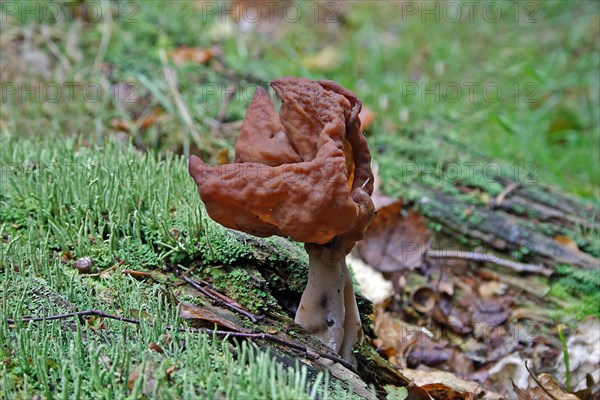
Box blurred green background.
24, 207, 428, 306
2, 0, 599, 199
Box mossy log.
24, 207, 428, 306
414, 182, 599, 271
183, 233, 425, 399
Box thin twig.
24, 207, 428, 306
7, 310, 139, 325
524, 361, 559, 400
181, 275, 260, 323
426, 250, 553, 277
6, 310, 355, 372
81, 260, 125, 278
122, 269, 154, 279
489, 182, 520, 209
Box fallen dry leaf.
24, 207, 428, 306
478, 281, 508, 298
537, 374, 579, 400
373, 305, 431, 368
471, 297, 511, 332
406, 334, 453, 368
358, 200, 430, 273
489, 352, 535, 390
179, 301, 245, 332
171, 46, 214, 65
402, 369, 504, 400
346, 253, 394, 304
128, 360, 159, 395
110, 109, 162, 133
147, 342, 164, 354
553, 235, 579, 251
420, 383, 475, 400
512, 374, 579, 400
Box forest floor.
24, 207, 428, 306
1, 1, 599, 399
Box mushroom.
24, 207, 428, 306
188, 77, 375, 364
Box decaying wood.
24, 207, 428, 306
176, 234, 421, 399
415, 184, 599, 270
426, 250, 554, 276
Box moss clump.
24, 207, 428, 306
263, 237, 308, 267
198, 225, 253, 265
549, 265, 600, 319
205, 266, 279, 314
117, 239, 162, 270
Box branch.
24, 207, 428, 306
181, 275, 261, 323
426, 250, 553, 277
6, 310, 356, 372
489, 182, 520, 209
524, 361, 559, 400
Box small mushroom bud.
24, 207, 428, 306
73, 257, 93, 273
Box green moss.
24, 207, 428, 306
118, 239, 162, 270
205, 266, 279, 314
197, 225, 253, 265
263, 237, 308, 267
83, 240, 114, 269
356, 296, 375, 331
548, 265, 600, 319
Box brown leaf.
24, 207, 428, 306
179, 301, 244, 332
402, 369, 504, 399
406, 334, 453, 368
61, 251, 74, 263
110, 119, 131, 133
128, 360, 159, 395
147, 343, 164, 354
512, 381, 556, 400
554, 235, 579, 251
420, 383, 475, 400
110, 108, 162, 133
358, 200, 430, 273
373, 305, 423, 368
536, 374, 579, 399
471, 297, 511, 330
432, 294, 473, 335
171, 46, 214, 65
478, 281, 507, 298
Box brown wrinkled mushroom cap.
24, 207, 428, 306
189, 77, 374, 245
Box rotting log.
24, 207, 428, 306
181, 233, 419, 399
414, 182, 599, 270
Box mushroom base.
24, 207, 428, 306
294, 247, 363, 365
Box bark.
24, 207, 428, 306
414, 183, 599, 270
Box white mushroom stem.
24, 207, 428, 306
295, 246, 363, 365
